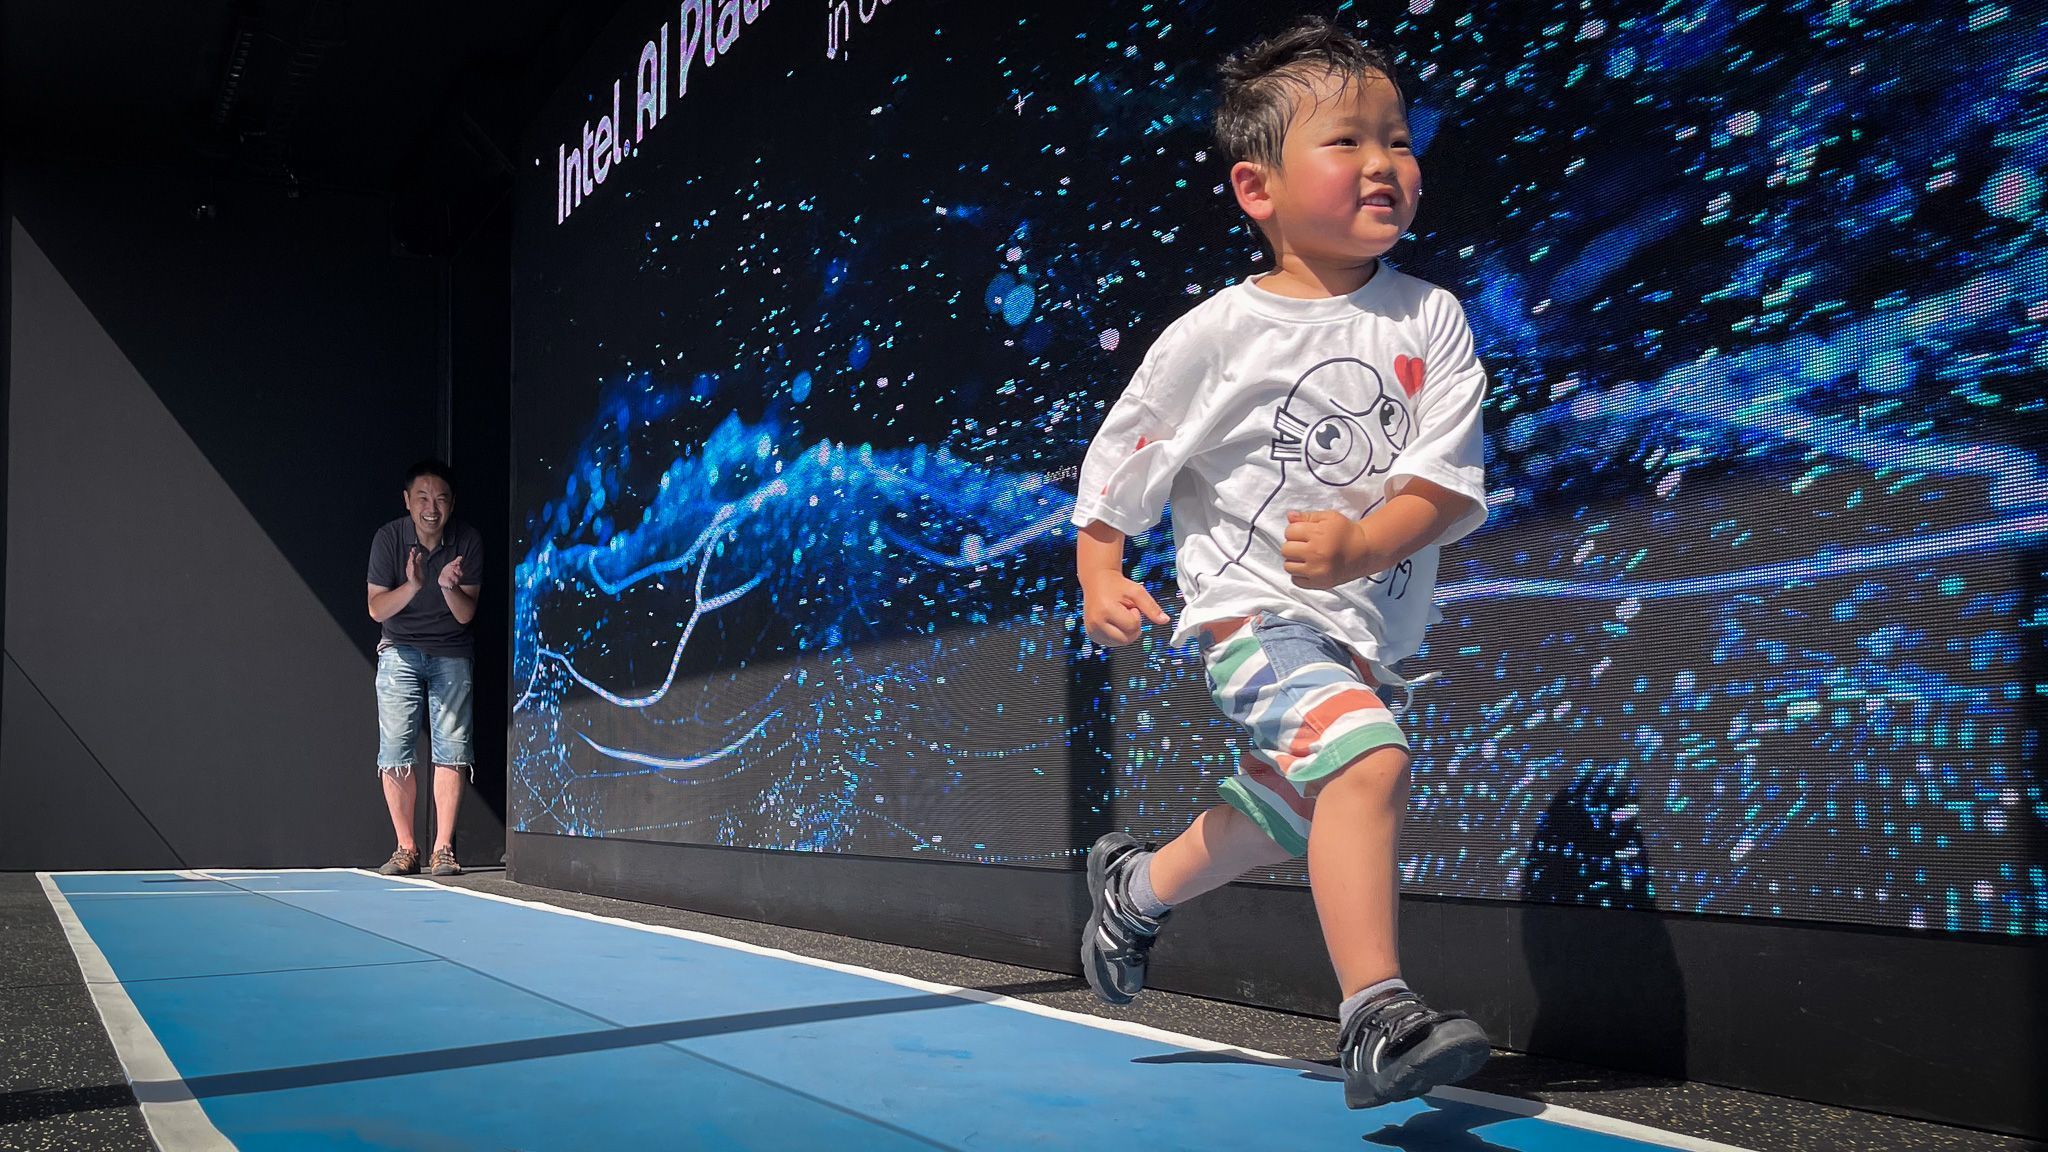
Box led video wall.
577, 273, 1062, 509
513, 0, 2048, 935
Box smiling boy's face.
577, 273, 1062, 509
1238, 67, 1422, 265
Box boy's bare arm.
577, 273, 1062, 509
1280, 478, 1480, 590
1077, 520, 1170, 646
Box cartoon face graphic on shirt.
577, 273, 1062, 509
1191, 355, 1423, 599
1269, 358, 1412, 486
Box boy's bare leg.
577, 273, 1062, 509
1305, 745, 1410, 996
1312, 744, 1488, 1107
381, 769, 418, 852
1081, 801, 1291, 1006
1146, 802, 1295, 905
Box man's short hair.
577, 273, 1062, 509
404, 458, 454, 494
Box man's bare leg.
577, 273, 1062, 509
431, 765, 465, 853
381, 767, 418, 852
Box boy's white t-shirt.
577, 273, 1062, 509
1072, 261, 1489, 683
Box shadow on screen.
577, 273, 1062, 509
1519, 767, 1688, 1083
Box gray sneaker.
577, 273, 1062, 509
377, 848, 419, 876
1338, 988, 1491, 1109
1080, 833, 1167, 1005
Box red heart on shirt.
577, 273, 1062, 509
1394, 355, 1426, 398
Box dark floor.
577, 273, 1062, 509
1, 873, 158, 1152
2, 869, 2038, 1152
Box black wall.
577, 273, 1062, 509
448, 196, 514, 862
1, 153, 505, 869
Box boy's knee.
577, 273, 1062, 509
1305, 746, 1410, 800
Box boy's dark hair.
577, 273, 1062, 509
404, 458, 454, 494
1215, 16, 1402, 170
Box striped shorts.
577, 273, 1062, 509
1198, 614, 1408, 857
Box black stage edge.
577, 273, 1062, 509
509, 830, 2042, 1140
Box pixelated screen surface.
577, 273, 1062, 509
513, 0, 2048, 935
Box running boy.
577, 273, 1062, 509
1071, 18, 1492, 1108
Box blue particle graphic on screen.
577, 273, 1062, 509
513, 1, 2048, 937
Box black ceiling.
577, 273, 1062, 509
4, 0, 620, 239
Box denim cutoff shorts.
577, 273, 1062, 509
375, 644, 474, 773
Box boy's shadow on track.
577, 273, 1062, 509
1129, 1052, 1510, 1148
1131, 1048, 1340, 1085
1360, 1100, 1513, 1150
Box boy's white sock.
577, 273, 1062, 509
1120, 850, 1173, 919
1339, 977, 1411, 1028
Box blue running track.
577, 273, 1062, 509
41, 869, 1744, 1152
